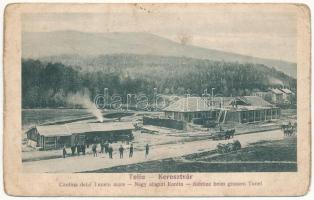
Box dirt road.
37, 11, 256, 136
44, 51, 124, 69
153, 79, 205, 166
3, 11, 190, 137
23, 129, 284, 173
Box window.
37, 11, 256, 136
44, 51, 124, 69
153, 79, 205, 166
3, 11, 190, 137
255, 111, 260, 121
241, 111, 247, 123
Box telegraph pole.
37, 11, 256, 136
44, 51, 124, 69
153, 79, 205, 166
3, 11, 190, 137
211, 88, 215, 110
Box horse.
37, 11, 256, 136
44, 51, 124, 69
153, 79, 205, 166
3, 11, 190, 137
282, 125, 295, 136
224, 129, 235, 139
281, 124, 289, 131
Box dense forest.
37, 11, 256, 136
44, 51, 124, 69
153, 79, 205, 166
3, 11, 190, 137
22, 55, 296, 108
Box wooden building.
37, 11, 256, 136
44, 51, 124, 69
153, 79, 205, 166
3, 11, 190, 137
163, 96, 280, 124
253, 88, 295, 106
26, 122, 134, 150
280, 88, 295, 104
269, 88, 284, 104
163, 96, 223, 122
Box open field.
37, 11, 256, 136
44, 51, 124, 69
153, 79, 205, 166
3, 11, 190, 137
201, 137, 296, 162
90, 137, 296, 173
22, 109, 91, 129
22, 109, 162, 130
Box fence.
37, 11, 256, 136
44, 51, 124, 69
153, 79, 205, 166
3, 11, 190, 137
143, 116, 187, 130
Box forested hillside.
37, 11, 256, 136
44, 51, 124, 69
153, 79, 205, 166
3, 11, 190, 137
22, 55, 296, 108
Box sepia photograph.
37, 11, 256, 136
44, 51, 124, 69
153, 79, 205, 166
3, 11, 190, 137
21, 6, 298, 173
3, 3, 310, 196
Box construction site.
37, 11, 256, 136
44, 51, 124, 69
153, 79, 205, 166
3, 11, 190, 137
22, 94, 296, 173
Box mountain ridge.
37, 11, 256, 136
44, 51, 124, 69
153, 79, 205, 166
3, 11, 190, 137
22, 30, 297, 78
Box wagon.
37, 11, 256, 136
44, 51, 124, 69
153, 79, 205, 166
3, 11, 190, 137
216, 140, 241, 154
283, 126, 294, 136
281, 122, 296, 136
211, 129, 235, 140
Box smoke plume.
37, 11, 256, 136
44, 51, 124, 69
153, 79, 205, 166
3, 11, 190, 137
67, 91, 104, 122
269, 77, 284, 86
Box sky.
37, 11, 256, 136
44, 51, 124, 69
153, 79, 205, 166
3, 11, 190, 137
22, 5, 297, 62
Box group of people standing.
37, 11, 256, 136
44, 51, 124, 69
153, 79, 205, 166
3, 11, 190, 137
62, 142, 150, 159
92, 142, 114, 158
62, 144, 87, 158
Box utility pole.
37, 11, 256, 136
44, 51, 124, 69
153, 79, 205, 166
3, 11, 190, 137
154, 88, 157, 111
104, 88, 108, 108
211, 88, 215, 110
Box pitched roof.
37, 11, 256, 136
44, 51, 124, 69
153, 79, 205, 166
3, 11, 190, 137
270, 88, 284, 94
242, 96, 273, 107
36, 122, 134, 137
163, 96, 273, 112
280, 88, 293, 94
36, 124, 70, 137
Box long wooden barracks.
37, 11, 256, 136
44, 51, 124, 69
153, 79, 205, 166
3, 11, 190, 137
26, 122, 134, 150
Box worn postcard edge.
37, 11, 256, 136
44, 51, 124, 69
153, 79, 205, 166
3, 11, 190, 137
2, 3, 312, 196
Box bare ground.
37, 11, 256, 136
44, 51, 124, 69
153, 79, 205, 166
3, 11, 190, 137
88, 137, 296, 173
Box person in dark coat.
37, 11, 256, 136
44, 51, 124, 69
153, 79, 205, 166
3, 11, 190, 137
86, 139, 89, 148
71, 145, 76, 156
92, 144, 97, 157
77, 145, 81, 156
119, 145, 124, 159
129, 143, 133, 158
82, 144, 86, 155
100, 142, 104, 153
108, 144, 113, 159
104, 142, 109, 154
108, 146, 111, 159
145, 144, 149, 158
62, 146, 67, 158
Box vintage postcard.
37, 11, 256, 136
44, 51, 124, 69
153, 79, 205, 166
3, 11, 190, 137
3, 3, 311, 196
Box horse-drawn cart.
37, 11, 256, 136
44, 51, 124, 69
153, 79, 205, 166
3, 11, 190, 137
211, 128, 235, 140
281, 122, 297, 136
216, 140, 241, 154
